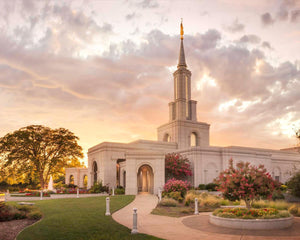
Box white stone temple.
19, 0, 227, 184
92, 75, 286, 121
66, 23, 300, 194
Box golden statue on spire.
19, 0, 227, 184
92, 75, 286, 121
180, 18, 184, 40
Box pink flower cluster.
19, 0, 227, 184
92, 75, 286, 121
163, 178, 191, 194
165, 153, 192, 180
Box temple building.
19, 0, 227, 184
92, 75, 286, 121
66, 23, 300, 194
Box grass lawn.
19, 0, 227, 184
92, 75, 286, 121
17, 195, 161, 240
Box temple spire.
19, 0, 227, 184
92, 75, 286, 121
178, 19, 187, 68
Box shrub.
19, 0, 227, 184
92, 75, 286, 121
287, 172, 300, 198
280, 185, 288, 192
163, 178, 191, 196
198, 184, 205, 190
215, 159, 280, 209
200, 196, 221, 208
288, 204, 299, 215
165, 153, 192, 180
89, 181, 108, 193
252, 200, 289, 210
205, 183, 218, 191
272, 191, 285, 201
277, 210, 291, 218
27, 210, 42, 220
159, 198, 178, 207
169, 191, 184, 203
220, 199, 230, 206
114, 187, 125, 195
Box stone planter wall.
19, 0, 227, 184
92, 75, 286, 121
209, 214, 293, 230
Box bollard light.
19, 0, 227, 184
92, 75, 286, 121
105, 197, 111, 216
158, 188, 162, 202
194, 198, 199, 215
4, 193, 7, 202
40, 190, 43, 200
112, 187, 115, 196
131, 208, 138, 234
77, 188, 79, 198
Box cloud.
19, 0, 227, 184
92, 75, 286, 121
136, 0, 159, 9
291, 9, 300, 22
0, 0, 299, 154
261, 0, 300, 24
261, 12, 275, 26
224, 19, 245, 33
126, 12, 136, 21
261, 41, 272, 49
238, 34, 261, 44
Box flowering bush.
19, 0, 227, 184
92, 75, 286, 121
215, 159, 280, 209
165, 153, 192, 180
163, 178, 191, 196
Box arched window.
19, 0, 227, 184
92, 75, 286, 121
191, 132, 197, 147
163, 133, 171, 142
83, 175, 88, 188
93, 161, 98, 184
69, 175, 74, 185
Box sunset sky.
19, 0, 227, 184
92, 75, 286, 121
0, 0, 299, 165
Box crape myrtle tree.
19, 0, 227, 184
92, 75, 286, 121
215, 159, 280, 210
0, 125, 83, 188
165, 153, 192, 180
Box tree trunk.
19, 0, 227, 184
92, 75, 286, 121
245, 199, 251, 210
39, 172, 44, 189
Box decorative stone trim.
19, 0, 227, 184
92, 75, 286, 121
209, 214, 294, 230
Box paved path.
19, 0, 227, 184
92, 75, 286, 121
112, 194, 300, 240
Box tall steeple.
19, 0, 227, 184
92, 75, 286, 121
178, 20, 187, 68
157, 21, 210, 149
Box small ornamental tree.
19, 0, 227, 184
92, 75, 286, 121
215, 159, 280, 210
163, 178, 191, 196
165, 153, 192, 180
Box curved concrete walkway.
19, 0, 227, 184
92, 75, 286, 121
112, 194, 300, 240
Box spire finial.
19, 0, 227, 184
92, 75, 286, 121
180, 18, 184, 40
178, 19, 187, 68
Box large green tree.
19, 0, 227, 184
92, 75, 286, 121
0, 125, 83, 188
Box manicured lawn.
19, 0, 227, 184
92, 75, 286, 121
18, 196, 161, 240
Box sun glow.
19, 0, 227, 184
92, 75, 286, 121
255, 59, 263, 74
197, 73, 217, 90
267, 112, 300, 138
218, 99, 237, 112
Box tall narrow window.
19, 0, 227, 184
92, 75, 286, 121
93, 161, 98, 184
191, 132, 197, 147
69, 175, 74, 185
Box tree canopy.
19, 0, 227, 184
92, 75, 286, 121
165, 153, 192, 180
0, 125, 83, 188
215, 159, 280, 209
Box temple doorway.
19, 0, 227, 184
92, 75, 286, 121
137, 165, 154, 194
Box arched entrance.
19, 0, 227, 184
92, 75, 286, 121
137, 165, 154, 194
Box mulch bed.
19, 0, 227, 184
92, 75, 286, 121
0, 219, 37, 240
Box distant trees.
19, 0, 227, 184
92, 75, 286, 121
0, 125, 83, 188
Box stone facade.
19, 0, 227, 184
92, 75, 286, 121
66, 24, 300, 195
